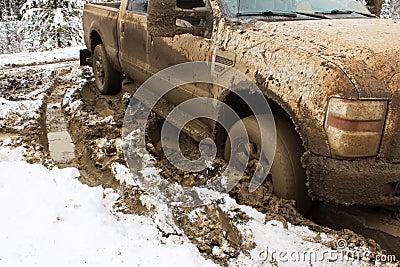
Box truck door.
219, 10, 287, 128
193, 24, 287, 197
118, 0, 150, 84
147, 0, 214, 105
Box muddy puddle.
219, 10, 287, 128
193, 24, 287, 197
46, 101, 75, 163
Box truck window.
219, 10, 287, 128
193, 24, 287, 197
127, 0, 148, 13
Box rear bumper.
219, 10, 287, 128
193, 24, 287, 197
80, 49, 92, 66
303, 152, 400, 207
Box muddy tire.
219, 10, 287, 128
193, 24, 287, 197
92, 44, 123, 95
225, 115, 312, 214
270, 115, 312, 214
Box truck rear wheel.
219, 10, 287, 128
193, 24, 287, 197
92, 44, 122, 95
225, 114, 312, 214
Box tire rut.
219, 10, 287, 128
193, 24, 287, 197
46, 83, 75, 164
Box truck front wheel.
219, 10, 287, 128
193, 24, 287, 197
92, 44, 122, 94
224, 114, 312, 214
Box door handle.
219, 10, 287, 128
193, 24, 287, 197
121, 22, 125, 37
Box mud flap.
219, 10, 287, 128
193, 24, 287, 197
80, 49, 91, 66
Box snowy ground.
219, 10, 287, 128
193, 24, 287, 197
0, 144, 217, 267
0, 47, 394, 267
0, 46, 83, 68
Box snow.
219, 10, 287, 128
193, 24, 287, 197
216, 196, 377, 267
0, 148, 217, 267
113, 163, 377, 267
112, 163, 137, 186
0, 144, 25, 161
0, 95, 43, 130
0, 97, 42, 118
381, 0, 400, 19
0, 46, 83, 68
65, 99, 82, 113
20, 0, 84, 51
0, 68, 53, 130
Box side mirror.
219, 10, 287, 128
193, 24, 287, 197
147, 0, 212, 37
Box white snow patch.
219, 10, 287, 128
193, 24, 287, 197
0, 98, 42, 118
0, 160, 218, 267
2, 137, 13, 146
65, 99, 82, 113
112, 163, 137, 186
217, 195, 374, 267
0, 145, 25, 161
0, 46, 83, 68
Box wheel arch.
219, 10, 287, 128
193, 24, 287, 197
90, 30, 103, 53
215, 89, 320, 157
89, 28, 123, 75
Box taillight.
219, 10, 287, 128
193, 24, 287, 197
325, 98, 387, 158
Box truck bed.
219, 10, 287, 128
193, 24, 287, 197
94, 2, 121, 9
82, 2, 122, 70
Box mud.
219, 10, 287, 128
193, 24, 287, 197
2, 62, 397, 265
56, 69, 243, 261
61, 68, 124, 188
151, 132, 227, 188
0, 65, 59, 166
310, 204, 400, 258
304, 152, 400, 207
114, 184, 151, 216
83, 1, 400, 239
57, 69, 246, 260
172, 204, 252, 266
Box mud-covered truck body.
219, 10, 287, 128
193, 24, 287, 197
81, 0, 400, 211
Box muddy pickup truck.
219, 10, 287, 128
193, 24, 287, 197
80, 0, 400, 213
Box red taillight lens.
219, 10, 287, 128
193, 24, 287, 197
325, 98, 387, 158
326, 114, 385, 133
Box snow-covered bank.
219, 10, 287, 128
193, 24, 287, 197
0, 148, 216, 267
0, 46, 83, 68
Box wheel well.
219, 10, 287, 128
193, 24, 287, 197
90, 31, 103, 52
215, 91, 299, 156
223, 91, 292, 120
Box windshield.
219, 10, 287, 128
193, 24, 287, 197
223, 0, 371, 15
